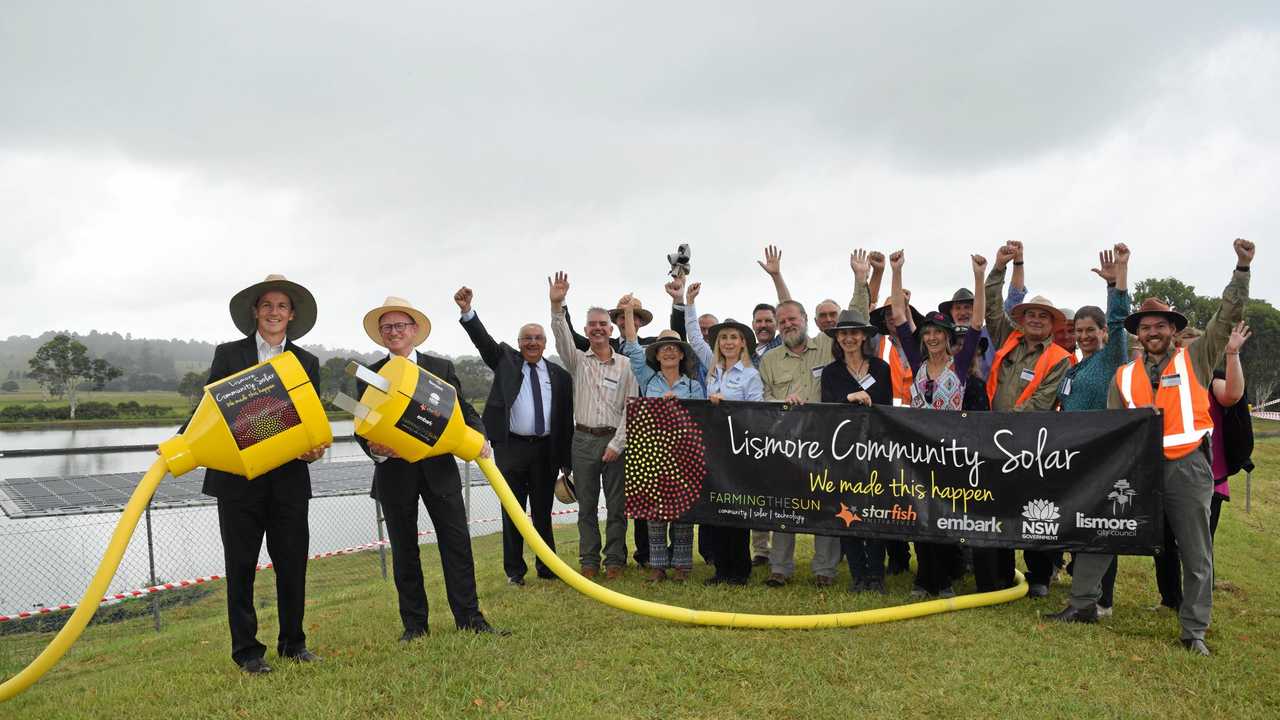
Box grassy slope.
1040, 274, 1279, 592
2, 445, 1278, 719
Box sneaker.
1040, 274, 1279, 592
1095, 604, 1113, 618
765, 573, 788, 587
1046, 605, 1098, 624
1028, 583, 1050, 598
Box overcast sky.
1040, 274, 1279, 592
2, 2, 1276, 356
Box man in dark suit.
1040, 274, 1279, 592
454, 286, 573, 585
198, 274, 329, 674
356, 296, 508, 641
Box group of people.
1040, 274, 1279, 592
196, 236, 1254, 673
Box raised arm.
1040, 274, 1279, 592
868, 251, 886, 306
665, 275, 687, 339
985, 242, 1018, 346
889, 250, 907, 327
620, 293, 639, 344
1095, 243, 1133, 370
455, 286, 504, 370
757, 244, 792, 303
548, 271, 579, 374
683, 283, 714, 370
850, 249, 871, 316
1189, 239, 1253, 380
1214, 322, 1250, 406
970, 254, 987, 330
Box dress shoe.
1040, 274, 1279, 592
1181, 638, 1210, 656
671, 568, 690, 582
646, 567, 667, 583
764, 573, 788, 587
605, 565, 623, 580
536, 570, 557, 581
399, 628, 429, 643
240, 657, 273, 674
1028, 583, 1049, 598
725, 577, 749, 586
464, 617, 512, 636
1046, 606, 1098, 624
814, 575, 834, 588
282, 648, 321, 663
507, 576, 526, 586
581, 566, 598, 579
752, 555, 770, 567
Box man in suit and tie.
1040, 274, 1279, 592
454, 286, 573, 585
199, 274, 330, 674
356, 296, 509, 641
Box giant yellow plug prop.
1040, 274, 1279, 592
340, 357, 1027, 631
0, 352, 332, 702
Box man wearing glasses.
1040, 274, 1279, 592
455, 286, 574, 585
356, 296, 508, 640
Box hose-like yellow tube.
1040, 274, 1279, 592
476, 456, 1027, 628
0, 458, 169, 702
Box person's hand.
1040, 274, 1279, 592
971, 254, 988, 276
454, 286, 473, 314
1091, 249, 1116, 284
602, 447, 620, 463
617, 293, 634, 310
757, 245, 782, 276
664, 275, 686, 303
850, 249, 870, 280
846, 391, 871, 406
1234, 238, 1255, 266
369, 442, 400, 459
479, 441, 493, 459
1226, 321, 1252, 353
868, 251, 886, 274
785, 393, 805, 406
1008, 240, 1024, 263
298, 443, 330, 462
549, 271, 570, 304
889, 249, 904, 272
708, 392, 723, 405
994, 244, 1017, 270
1113, 242, 1130, 265
686, 281, 701, 305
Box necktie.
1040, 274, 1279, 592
528, 362, 546, 436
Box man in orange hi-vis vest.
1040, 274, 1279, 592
1075, 239, 1250, 656
977, 241, 1075, 597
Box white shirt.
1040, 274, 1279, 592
255, 331, 286, 363
510, 357, 553, 436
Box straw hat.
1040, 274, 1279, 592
363, 296, 432, 347
609, 300, 654, 328
554, 469, 577, 504
644, 329, 697, 377
228, 274, 317, 341
1124, 298, 1188, 335
1010, 295, 1067, 330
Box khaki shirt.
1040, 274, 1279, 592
984, 266, 1070, 412
759, 336, 828, 403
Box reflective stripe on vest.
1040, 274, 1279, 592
1116, 348, 1213, 457
877, 336, 909, 407
986, 331, 1072, 409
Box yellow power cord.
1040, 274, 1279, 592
475, 456, 1028, 628
0, 458, 169, 702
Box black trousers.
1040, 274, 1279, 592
377, 473, 481, 632
1023, 550, 1056, 586
972, 547, 1016, 592
633, 519, 649, 565
885, 540, 911, 572
215, 479, 309, 666
496, 436, 557, 580
914, 542, 955, 594
709, 525, 751, 581
698, 524, 715, 564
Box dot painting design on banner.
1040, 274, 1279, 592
624, 398, 707, 520
231, 395, 301, 450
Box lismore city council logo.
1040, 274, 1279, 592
1076, 479, 1139, 537
1020, 498, 1060, 541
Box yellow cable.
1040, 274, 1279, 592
476, 456, 1027, 628
0, 458, 169, 702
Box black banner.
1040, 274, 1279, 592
211, 364, 301, 450
624, 399, 1165, 554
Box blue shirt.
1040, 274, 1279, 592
619, 340, 706, 399
683, 301, 764, 401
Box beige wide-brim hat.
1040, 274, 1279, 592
1010, 295, 1068, 331
608, 303, 654, 328
644, 329, 697, 377
363, 296, 432, 347
228, 274, 317, 341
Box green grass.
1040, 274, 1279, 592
3, 445, 1279, 719
0, 390, 191, 409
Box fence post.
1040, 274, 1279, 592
375, 499, 388, 580
464, 461, 472, 525
144, 502, 161, 632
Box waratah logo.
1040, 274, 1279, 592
1107, 479, 1136, 515
1021, 499, 1060, 522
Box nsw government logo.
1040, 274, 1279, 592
1020, 499, 1060, 541
1076, 479, 1139, 537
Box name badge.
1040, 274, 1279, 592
859, 375, 876, 390
602, 375, 619, 392
1061, 378, 1072, 396
1019, 368, 1037, 382
810, 366, 824, 380
1161, 374, 1182, 388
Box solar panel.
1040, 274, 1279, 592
0, 459, 402, 518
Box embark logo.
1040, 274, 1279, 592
935, 515, 1003, 534
1020, 499, 1060, 540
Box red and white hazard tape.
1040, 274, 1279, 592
1251, 410, 1280, 421
0, 508, 579, 622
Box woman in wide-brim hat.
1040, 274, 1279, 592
362, 296, 432, 348
643, 331, 699, 379
229, 274, 318, 340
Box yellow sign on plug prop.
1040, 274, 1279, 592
158, 351, 332, 478
337, 355, 484, 462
